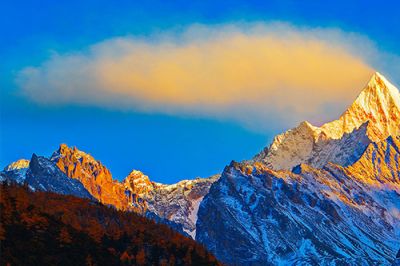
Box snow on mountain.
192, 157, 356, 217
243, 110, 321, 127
196, 72, 400, 265
1, 154, 93, 199
2, 143, 219, 238
51, 144, 219, 237
321, 72, 400, 141
393, 250, 400, 266
1, 159, 30, 183
4, 159, 30, 171
145, 176, 220, 238
2, 71, 399, 264
197, 136, 400, 265
254, 72, 400, 171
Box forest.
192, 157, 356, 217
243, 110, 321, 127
0, 183, 222, 266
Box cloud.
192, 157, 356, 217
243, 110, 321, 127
17, 22, 397, 131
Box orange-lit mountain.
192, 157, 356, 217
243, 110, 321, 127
1, 72, 399, 265
51, 144, 132, 210
51, 145, 219, 237
1, 144, 218, 237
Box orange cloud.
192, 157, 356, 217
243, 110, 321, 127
18, 23, 383, 131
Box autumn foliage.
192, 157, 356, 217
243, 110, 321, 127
0, 183, 222, 266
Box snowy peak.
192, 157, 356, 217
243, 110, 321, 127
366, 72, 400, 107
254, 120, 320, 170
321, 72, 400, 141
124, 170, 151, 184
50, 144, 135, 210
4, 159, 30, 171
352, 72, 400, 113
1, 153, 93, 199
255, 72, 399, 170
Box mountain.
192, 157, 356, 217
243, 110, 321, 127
145, 175, 220, 238
1, 144, 219, 238
51, 144, 134, 211
196, 72, 400, 265
253, 72, 400, 171
197, 136, 400, 265
321, 72, 400, 141
1, 72, 399, 264
1, 154, 92, 199
52, 144, 219, 237
393, 250, 400, 266
0, 183, 222, 266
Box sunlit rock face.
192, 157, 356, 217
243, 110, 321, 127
50, 144, 220, 236
51, 144, 133, 210
254, 72, 400, 171
2, 143, 219, 238
197, 72, 400, 265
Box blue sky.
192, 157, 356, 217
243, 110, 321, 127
1, 0, 400, 183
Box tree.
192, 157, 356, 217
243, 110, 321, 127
120, 250, 133, 263
136, 248, 146, 265
168, 254, 176, 266
58, 227, 72, 246
85, 254, 95, 266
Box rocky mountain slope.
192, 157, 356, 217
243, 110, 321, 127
197, 72, 400, 265
1, 154, 92, 199
147, 175, 220, 238
1, 144, 218, 238
197, 136, 400, 265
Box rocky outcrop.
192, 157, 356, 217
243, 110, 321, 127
50, 144, 132, 210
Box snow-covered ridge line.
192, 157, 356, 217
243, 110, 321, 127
4, 159, 30, 171
254, 72, 400, 171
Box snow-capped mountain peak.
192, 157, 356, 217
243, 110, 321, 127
321, 72, 400, 141
254, 72, 400, 170
4, 159, 30, 171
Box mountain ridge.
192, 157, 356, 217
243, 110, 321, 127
197, 136, 400, 265
1, 72, 399, 265
254, 72, 400, 171
1, 143, 219, 238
